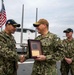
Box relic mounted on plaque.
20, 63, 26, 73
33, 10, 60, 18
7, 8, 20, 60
28, 39, 42, 58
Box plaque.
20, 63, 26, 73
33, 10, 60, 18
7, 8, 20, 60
28, 39, 42, 58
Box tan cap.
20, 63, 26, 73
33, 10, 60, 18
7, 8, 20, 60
33, 19, 49, 27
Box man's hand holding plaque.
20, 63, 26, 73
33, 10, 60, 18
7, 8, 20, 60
35, 55, 46, 61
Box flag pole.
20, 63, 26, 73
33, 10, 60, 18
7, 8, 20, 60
35, 8, 38, 38
20, 4, 24, 53
1, 0, 3, 31
20, 4, 24, 46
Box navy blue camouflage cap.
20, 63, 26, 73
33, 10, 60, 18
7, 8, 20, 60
6, 19, 20, 27
63, 28, 73, 33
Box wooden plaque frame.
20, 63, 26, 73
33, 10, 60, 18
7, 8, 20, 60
28, 39, 42, 58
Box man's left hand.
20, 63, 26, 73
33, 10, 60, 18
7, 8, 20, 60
65, 57, 72, 64
35, 55, 46, 61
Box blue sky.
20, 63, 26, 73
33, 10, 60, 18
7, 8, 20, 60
0, 0, 74, 39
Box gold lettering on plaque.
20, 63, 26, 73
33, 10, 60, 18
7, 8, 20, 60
32, 50, 39, 56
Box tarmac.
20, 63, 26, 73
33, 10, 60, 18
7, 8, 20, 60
17, 59, 71, 75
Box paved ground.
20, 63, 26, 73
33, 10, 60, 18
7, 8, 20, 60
17, 59, 71, 75
17, 59, 34, 75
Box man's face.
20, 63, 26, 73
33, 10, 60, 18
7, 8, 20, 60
36, 24, 46, 34
6, 24, 17, 34
66, 32, 73, 38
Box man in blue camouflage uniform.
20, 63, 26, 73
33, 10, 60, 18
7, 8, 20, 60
0, 19, 20, 75
60, 28, 74, 75
27, 18, 64, 75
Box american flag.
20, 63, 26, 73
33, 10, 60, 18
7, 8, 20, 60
0, 0, 7, 28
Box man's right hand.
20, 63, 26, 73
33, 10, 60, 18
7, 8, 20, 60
19, 55, 26, 63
